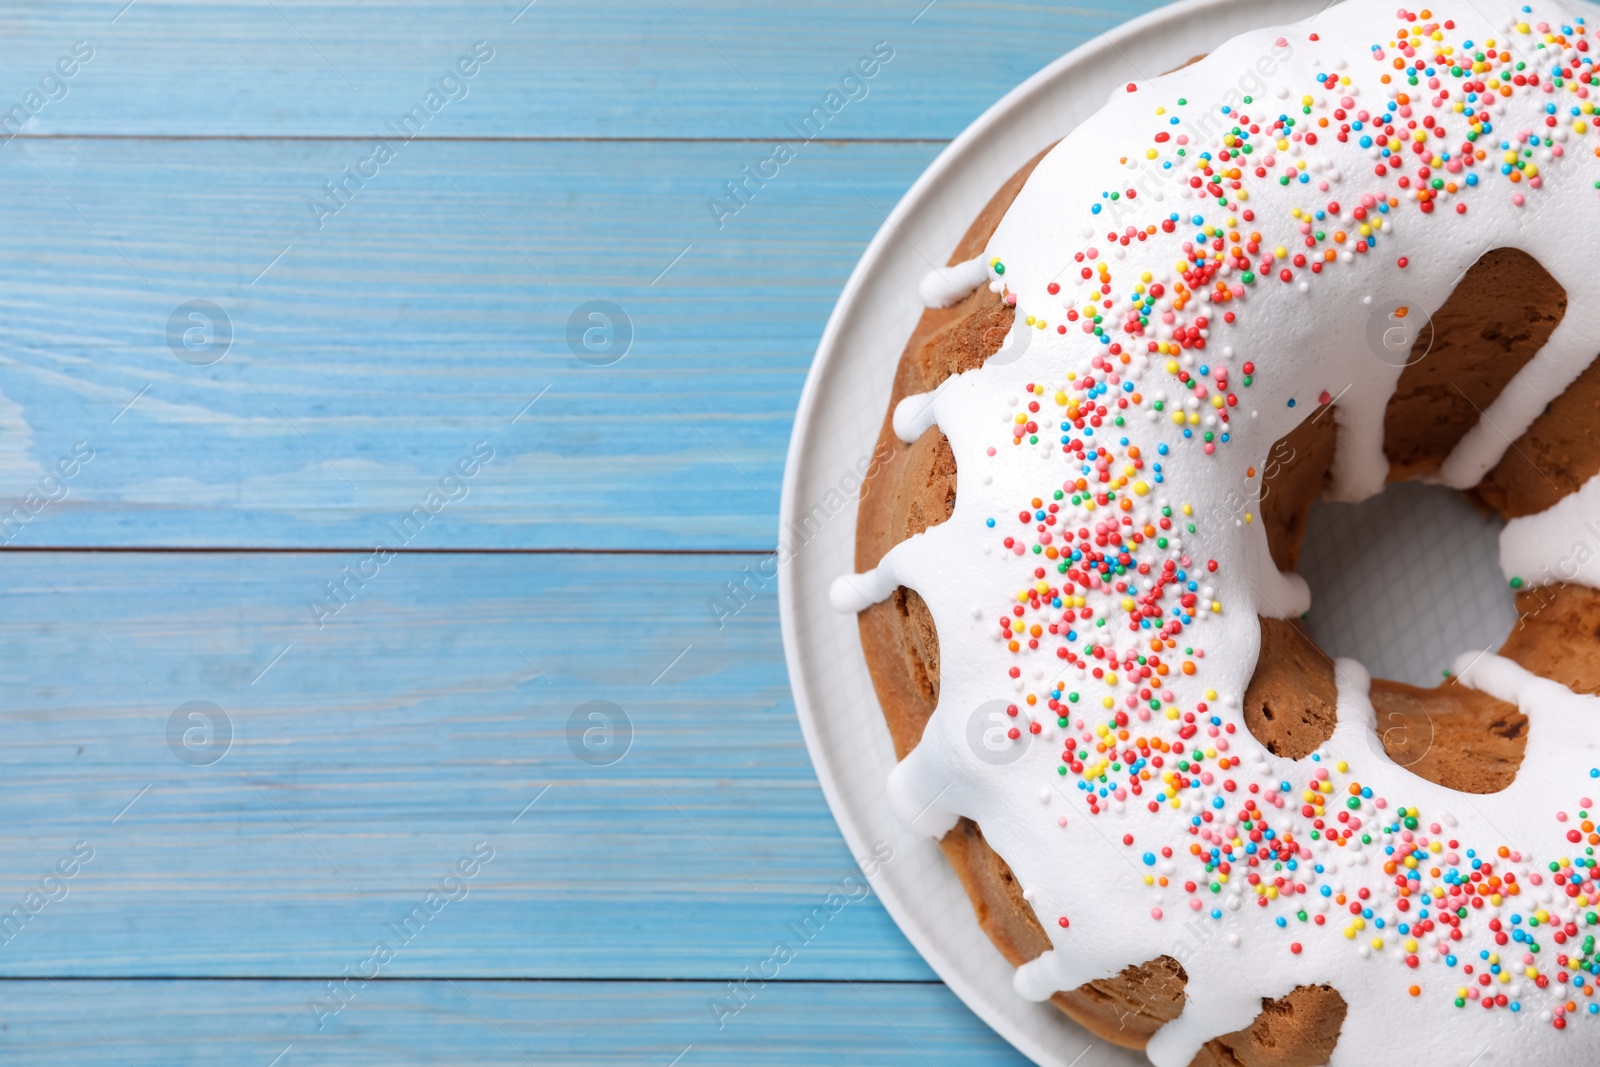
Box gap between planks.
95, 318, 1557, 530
0, 976, 943, 985
0, 546, 779, 555
0, 133, 952, 144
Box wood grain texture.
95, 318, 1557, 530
0, 979, 1037, 1065
0, 551, 937, 980
0, 137, 957, 549
0, 0, 1177, 1057
0, 0, 1162, 139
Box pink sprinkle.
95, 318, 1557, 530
1150, 908, 1164, 920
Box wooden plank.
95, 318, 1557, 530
0, 550, 936, 980
1, 0, 1164, 140
0, 137, 947, 549
0, 979, 1037, 1065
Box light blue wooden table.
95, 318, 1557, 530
0, 2, 1166, 1061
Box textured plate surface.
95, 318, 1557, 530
777, 1, 1377, 1064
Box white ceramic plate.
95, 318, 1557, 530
778, 2, 1361, 1064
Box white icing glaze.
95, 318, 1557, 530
837, 2, 1600, 1061
893, 385, 946, 442
919, 255, 993, 308
1441, 296, 1600, 489
1501, 467, 1600, 590
830, 562, 901, 614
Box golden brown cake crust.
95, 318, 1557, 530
849, 142, 1600, 1064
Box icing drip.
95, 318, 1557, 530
919, 256, 993, 308
893, 387, 945, 443
1500, 468, 1600, 590
838, 2, 1600, 1060
1441, 298, 1600, 489
830, 561, 902, 614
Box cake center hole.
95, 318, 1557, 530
1297, 481, 1517, 687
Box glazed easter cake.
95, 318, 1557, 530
831, 1, 1600, 1064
